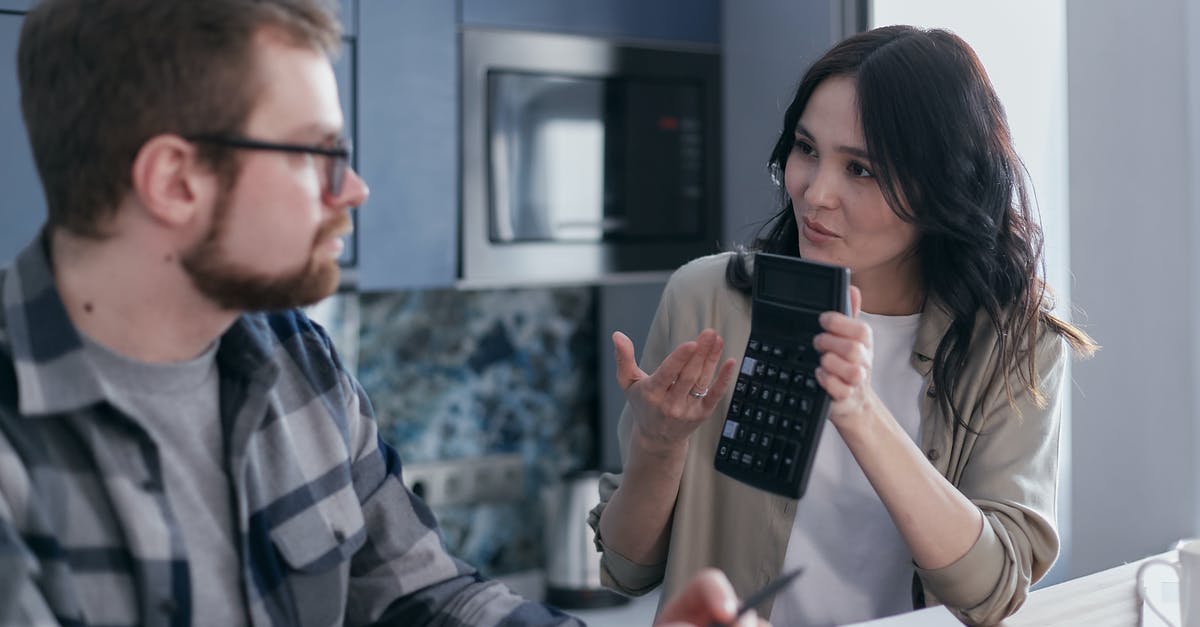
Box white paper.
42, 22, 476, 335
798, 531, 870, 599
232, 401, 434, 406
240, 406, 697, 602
840, 605, 962, 626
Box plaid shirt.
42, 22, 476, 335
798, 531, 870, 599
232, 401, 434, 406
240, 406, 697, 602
0, 235, 581, 627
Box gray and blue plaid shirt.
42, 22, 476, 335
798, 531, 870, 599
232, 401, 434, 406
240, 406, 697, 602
0, 235, 580, 627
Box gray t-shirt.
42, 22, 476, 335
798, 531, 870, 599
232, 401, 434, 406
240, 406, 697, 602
83, 335, 246, 626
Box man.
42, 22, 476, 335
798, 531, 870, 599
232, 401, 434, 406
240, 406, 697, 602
0, 1, 766, 626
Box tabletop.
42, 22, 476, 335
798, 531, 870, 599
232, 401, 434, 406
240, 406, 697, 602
1002, 550, 1176, 626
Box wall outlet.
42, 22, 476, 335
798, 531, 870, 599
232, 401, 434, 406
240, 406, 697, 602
402, 454, 525, 507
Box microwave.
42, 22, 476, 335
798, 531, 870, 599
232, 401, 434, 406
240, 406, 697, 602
460, 28, 721, 286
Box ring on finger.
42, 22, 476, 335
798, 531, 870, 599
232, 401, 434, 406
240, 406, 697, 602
689, 386, 709, 399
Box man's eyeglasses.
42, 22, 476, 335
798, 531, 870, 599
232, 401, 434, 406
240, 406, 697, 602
186, 134, 352, 197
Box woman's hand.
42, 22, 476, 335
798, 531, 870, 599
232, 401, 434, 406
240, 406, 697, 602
613, 329, 737, 456
812, 286, 884, 430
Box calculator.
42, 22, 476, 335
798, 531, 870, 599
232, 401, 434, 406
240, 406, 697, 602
713, 252, 850, 499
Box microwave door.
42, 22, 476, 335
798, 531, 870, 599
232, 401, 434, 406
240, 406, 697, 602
489, 72, 606, 243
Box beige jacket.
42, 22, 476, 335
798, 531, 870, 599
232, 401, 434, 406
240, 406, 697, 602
588, 252, 1067, 625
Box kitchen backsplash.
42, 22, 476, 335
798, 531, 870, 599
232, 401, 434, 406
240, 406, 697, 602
310, 287, 598, 576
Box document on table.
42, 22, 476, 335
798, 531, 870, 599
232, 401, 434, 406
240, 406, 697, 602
841, 605, 961, 626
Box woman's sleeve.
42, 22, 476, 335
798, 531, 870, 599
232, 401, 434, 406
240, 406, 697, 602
917, 329, 1068, 625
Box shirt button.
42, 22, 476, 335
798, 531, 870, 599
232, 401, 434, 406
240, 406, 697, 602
926, 385, 937, 397
926, 449, 940, 462
159, 598, 178, 615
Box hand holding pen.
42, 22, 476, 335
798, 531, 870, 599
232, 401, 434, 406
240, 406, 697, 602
654, 568, 802, 627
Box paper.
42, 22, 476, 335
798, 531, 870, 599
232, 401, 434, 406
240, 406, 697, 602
840, 605, 962, 626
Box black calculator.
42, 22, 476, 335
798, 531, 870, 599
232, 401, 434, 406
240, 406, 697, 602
713, 253, 850, 499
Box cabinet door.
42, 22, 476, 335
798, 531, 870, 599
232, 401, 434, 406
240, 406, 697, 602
356, 1, 458, 290
461, 0, 719, 45
333, 31, 359, 272
0, 10, 44, 266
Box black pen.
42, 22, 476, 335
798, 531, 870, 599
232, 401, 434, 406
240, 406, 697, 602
708, 568, 804, 627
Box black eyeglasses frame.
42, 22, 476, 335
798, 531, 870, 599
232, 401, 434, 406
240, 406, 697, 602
186, 134, 353, 196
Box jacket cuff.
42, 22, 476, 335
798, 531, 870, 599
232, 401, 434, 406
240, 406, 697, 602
594, 535, 665, 596
914, 516, 1006, 610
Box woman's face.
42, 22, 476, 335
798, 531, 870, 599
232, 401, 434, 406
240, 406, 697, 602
785, 76, 920, 294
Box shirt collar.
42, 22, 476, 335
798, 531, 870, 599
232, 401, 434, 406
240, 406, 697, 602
3, 231, 279, 417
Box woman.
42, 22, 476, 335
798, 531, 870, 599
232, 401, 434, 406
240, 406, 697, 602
588, 25, 1096, 626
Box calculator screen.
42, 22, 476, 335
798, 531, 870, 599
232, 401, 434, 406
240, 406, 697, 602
759, 264, 833, 309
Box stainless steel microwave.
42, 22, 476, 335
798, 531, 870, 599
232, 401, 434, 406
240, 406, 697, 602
460, 28, 721, 286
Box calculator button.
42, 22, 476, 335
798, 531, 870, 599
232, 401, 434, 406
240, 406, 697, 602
767, 450, 782, 474
779, 452, 795, 479
741, 451, 754, 467
735, 379, 748, 395
753, 409, 765, 424
773, 346, 785, 359
749, 383, 761, 398
772, 390, 785, 405
786, 396, 799, 410
740, 356, 757, 376
760, 434, 773, 450
748, 431, 759, 446
753, 456, 766, 473
754, 361, 766, 377
766, 365, 778, 378
781, 441, 800, 479
748, 339, 760, 352
722, 420, 740, 439
717, 442, 731, 460
800, 397, 813, 415
759, 388, 772, 403
730, 401, 741, 416
760, 343, 773, 355
766, 413, 778, 428
779, 416, 791, 431
805, 377, 818, 392
741, 404, 754, 419
778, 370, 791, 385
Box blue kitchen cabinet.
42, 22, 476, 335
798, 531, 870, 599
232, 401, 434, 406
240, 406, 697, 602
354, 0, 458, 290
332, 3, 359, 273
0, 9, 42, 266
461, 0, 719, 45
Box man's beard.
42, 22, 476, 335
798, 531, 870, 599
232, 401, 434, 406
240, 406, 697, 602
181, 192, 348, 312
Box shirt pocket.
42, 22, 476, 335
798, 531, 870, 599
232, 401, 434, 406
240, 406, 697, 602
268, 498, 367, 627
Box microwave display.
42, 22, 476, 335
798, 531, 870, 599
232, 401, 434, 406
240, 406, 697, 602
489, 71, 704, 243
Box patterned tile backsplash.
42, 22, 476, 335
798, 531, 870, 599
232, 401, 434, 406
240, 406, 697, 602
314, 286, 599, 577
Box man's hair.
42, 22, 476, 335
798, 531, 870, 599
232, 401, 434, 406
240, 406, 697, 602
17, 0, 342, 237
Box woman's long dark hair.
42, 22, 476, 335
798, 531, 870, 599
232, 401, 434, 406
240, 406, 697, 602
726, 25, 1096, 428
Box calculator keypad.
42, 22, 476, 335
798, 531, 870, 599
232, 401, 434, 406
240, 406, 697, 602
713, 330, 828, 498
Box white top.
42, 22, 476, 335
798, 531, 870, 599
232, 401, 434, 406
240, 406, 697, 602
770, 311, 925, 627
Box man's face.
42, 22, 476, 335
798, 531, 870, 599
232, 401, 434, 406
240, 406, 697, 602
182, 31, 368, 311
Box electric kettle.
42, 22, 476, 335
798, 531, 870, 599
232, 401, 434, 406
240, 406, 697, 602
542, 471, 630, 609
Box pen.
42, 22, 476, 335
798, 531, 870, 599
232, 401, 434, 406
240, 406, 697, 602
708, 568, 803, 627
